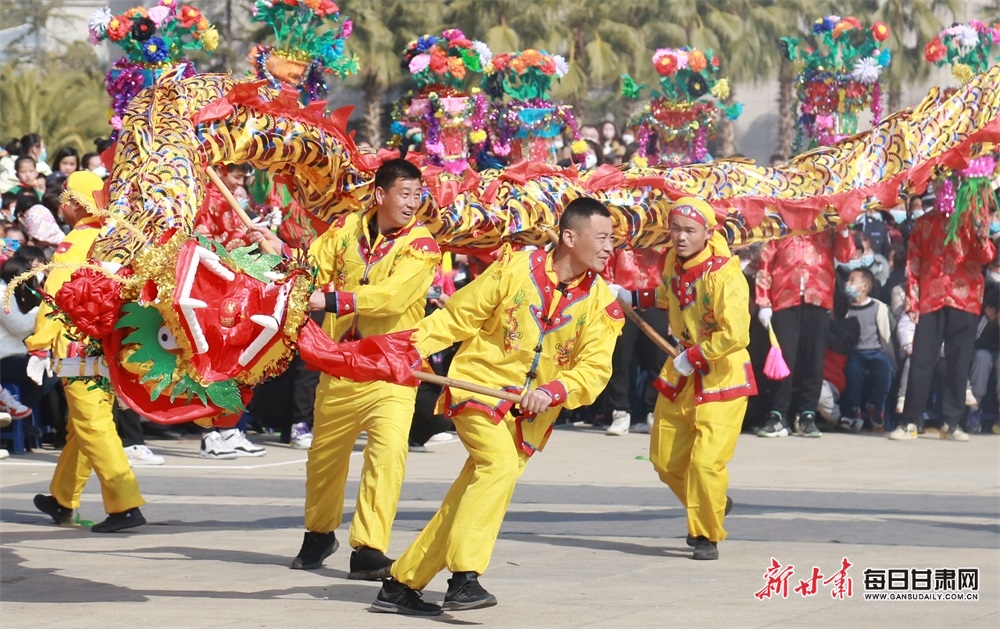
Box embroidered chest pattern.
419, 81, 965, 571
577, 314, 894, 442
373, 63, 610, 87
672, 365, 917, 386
503, 289, 526, 354
555, 313, 586, 368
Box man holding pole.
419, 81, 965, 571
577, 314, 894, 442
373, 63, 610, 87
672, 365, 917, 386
254, 158, 441, 580
624, 196, 755, 561
370, 197, 623, 616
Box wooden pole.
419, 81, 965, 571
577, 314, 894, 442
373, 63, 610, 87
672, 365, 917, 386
413, 371, 523, 403
616, 295, 679, 358
204, 165, 278, 256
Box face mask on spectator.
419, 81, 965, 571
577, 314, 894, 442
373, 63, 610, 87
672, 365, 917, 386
990, 218, 1000, 236
91, 165, 109, 178
621, 133, 634, 145
988, 270, 1000, 284
35, 272, 45, 284
858, 253, 875, 268
844, 283, 864, 300
553, 138, 564, 150
584, 153, 598, 169
889, 210, 907, 224
911, 209, 925, 219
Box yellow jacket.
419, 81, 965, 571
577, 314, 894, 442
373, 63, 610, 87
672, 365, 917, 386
637, 243, 756, 404
413, 246, 624, 455
308, 208, 440, 341
26, 217, 102, 358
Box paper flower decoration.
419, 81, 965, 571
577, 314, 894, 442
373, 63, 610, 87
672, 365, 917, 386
483, 49, 568, 101
925, 21, 1000, 78
402, 29, 491, 91
620, 46, 740, 166
90, 0, 217, 64
782, 15, 890, 150
91, 1, 214, 138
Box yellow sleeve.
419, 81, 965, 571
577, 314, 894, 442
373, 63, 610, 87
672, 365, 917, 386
542, 297, 623, 410
307, 225, 341, 287
352, 245, 440, 318
695, 261, 751, 362
412, 246, 510, 358
24, 244, 85, 354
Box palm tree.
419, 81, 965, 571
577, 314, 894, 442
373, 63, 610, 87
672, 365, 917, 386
0, 58, 110, 153
342, 0, 443, 145
445, 0, 558, 54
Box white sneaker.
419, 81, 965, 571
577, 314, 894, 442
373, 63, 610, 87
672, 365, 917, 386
606, 410, 630, 436
125, 444, 165, 466
290, 422, 313, 450
0, 411, 10, 428
946, 427, 970, 442
888, 423, 917, 440
219, 428, 267, 457
0, 389, 31, 419
0, 448, 8, 459
428, 432, 456, 443
200, 431, 239, 459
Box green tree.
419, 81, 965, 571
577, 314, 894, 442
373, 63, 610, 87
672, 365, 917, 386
0, 53, 111, 153
0, 0, 73, 66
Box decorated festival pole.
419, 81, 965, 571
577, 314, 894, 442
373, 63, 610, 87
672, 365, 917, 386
413, 371, 523, 403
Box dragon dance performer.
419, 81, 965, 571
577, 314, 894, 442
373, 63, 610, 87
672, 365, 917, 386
623, 196, 756, 561
371, 198, 624, 616
256, 159, 442, 579
28, 171, 146, 533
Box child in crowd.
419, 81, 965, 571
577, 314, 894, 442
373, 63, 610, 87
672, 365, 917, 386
839, 268, 896, 432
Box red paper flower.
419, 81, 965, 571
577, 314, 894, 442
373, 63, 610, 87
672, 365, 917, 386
178, 5, 203, 28
54, 268, 124, 340
924, 38, 946, 63
656, 55, 678, 76
429, 53, 449, 74
872, 22, 889, 42
315, 0, 338, 17
106, 16, 133, 42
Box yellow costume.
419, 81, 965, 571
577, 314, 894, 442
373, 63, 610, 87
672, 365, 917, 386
304, 208, 440, 551
391, 246, 623, 589
26, 215, 144, 515
635, 198, 755, 543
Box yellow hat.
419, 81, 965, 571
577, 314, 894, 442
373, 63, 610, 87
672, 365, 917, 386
61, 170, 106, 213
670, 196, 718, 228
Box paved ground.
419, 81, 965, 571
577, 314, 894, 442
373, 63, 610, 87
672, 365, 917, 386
1, 424, 998, 628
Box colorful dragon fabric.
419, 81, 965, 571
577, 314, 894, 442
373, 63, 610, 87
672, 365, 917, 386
37, 62, 1000, 423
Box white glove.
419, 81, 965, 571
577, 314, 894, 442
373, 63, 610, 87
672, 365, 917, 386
673, 351, 695, 376
758, 307, 773, 330
607, 283, 632, 306
27, 354, 52, 385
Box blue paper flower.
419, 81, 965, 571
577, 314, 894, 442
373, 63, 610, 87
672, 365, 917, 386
390, 121, 408, 136
878, 48, 891, 67
142, 37, 169, 63
415, 35, 439, 53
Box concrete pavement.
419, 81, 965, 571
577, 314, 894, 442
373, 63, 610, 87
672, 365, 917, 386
1, 425, 998, 628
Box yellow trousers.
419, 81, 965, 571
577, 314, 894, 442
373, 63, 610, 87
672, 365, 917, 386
50, 380, 144, 514
650, 384, 745, 542
392, 408, 529, 590
304, 377, 417, 551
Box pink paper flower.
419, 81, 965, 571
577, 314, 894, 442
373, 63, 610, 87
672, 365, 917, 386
409, 53, 430, 74
148, 6, 170, 26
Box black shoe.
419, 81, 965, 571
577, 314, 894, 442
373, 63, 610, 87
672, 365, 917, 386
798, 411, 822, 438
348, 546, 394, 580
33, 494, 73, 525
687, 496, 733, 546
291, 531, 338, 570
408, 441, 429, 453
371, 579, 442, 616
443, 571, 498, 611
91, 507, 146, 533
692, 536, 719, 560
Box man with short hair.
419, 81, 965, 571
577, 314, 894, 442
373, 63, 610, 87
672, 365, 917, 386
371, 197, 624, 616
627, 196, 755, 561
29, 170, 147, 533
273, 158, 442, 578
